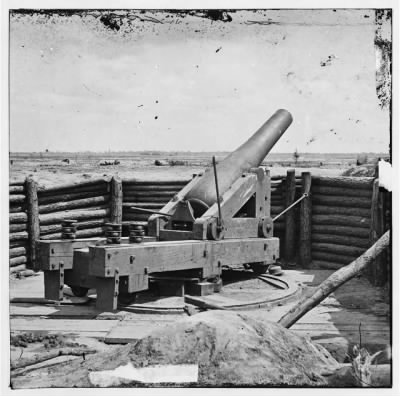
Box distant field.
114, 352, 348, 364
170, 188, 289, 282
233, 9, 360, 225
9, 151, 386, 187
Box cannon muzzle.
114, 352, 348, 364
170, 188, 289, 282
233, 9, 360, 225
185, 109, 293, 216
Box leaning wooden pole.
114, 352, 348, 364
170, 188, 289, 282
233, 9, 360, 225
278, 230, 390, 329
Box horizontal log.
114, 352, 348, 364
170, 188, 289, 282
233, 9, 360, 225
312, 260, 343, 270
37, 176, 111, 194
312, 242, 365, 257
311, 185, 372, 198
312, 176, 374, 189
9, 264, 27, 273
122, 196, 171, 203
10, 246, 27, 258
122, 185, 183, 193
312, 205, 370, 218
312, 194, 371, 209
40, 219, 109, 235
38, 190, 109, 205
39, 195, 110, 214
9, 194, 26, 204
38, 184, 110, 199
312, 214, 370, 228
122, 213, 151, 222
311, 224, 370, 239
271, 205, 284, 215
9, 185, 25, 194
9, 206, 25, 213
9, 212, 28, 224
311, 251, 356, 265
122, 179, 189, 185
10, 231, 28, 241
270, 194, 283, 201
39, 227, 105, 240
122, 190, 179, 198
9, 179, 25, 186
39, 208, 110, 225
10, 223, 27, 233
122, 221, 148, 229
10, 256, 27, 267
312, 233, 370, 249
10, 240, 27, 249
39, 204, 108, 218
123, 202, 165, 209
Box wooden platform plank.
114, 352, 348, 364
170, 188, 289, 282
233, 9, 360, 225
9, 304, 99, 319
10, 318, 119, 339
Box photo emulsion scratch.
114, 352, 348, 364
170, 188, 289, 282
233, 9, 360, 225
5, 7, 394, 392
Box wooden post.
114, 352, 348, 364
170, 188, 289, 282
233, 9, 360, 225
110, 176, 123, 224
25, 177, 40, 270
369, 179, 386, 285
284, 169, 296, 261
299, 172, 312, 268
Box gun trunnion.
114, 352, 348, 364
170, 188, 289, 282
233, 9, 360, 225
37, 109, 293, 311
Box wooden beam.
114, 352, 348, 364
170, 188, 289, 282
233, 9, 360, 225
368, 179, 387, 286
110, 176, 123, 224
299, 172, 312, 268
284, 169, 296, 261
26, 177, 40, 270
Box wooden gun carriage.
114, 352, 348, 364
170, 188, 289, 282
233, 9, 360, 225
37, 109, 293, 311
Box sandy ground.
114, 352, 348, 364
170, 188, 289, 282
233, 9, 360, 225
9, 163, 347, 188
9, 268, 390, 388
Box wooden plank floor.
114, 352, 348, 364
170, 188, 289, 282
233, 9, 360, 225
9, 270, 390, 361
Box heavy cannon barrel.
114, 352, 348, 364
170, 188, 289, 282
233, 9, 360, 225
185, 109, 293, 215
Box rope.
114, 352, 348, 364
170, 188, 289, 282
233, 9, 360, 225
272, 193, 309, 222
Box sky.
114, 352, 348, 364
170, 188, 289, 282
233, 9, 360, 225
9, 9, 391, 153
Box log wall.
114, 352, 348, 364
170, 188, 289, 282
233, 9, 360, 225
310, 176, 375, 270
8, 172, 391, 286
9, 180, 28, 271
37, 177, 112, 240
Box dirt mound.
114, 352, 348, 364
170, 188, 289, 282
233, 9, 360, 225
12, 311, 339, 388
341, 164, 376, 177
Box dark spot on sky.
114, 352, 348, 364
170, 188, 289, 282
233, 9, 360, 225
155, 116, 158, 120
156, 100, 158, 104
216, 47, 222, 53
356, 120, 360, 123
138, 104, 143, 108
364, 15, 370, 18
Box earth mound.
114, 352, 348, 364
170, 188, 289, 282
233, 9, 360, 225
12, 310, 339, 388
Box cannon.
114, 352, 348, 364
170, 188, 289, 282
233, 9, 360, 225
37, 109, 293, 311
